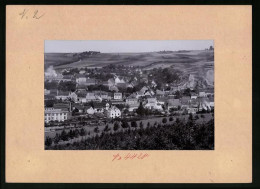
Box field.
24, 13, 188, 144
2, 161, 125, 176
45, 50, 214, 79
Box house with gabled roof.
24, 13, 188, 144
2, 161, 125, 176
56, 91, 70, 101
107, 106, 121, 118
75, 74, 87, 85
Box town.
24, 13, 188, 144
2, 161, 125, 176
45, 61, 214, 150
45, 65, 214, 124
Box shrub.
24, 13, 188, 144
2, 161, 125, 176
113, 122, 119, 131
103, 125, 111, 132
139, 121, 144, 129
80, 128, 86, 136
121, 121, 129, 129
162, 118, 167, 124
45, 136, 52, 147
94, 127, 99, 133
131, 121, 137, 128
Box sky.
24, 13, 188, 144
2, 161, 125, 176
45, 40, 214, 53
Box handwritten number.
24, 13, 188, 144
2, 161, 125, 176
19, 9, 45, 20
19, 9, 29, 19
33, 10, 45, 19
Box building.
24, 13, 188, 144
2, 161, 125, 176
144, 98, 163, 110
85, 78, 96, 86
53, 103, 71, 111
125, 95, 139, 111
69, 92, 78, 102
205, 88, 214, 97
199, 91, 207, 97
114, 92, 122, 100
76, 91, 87, 103
180, 96, 191, 110
156, 89, 165, 96
197, 97, 211, 111
85, 92, 97, 102
107, 106, 121, 118
114, 76, 125, 85
44, 89, 50, 95
79, 69, 86, 74
56, 91, 70, 101
85, 106, 95, 115
76, 75, 87, 85
72, 104, 84, 113
208, 97, 214, 108
190, 92, 198, 99
188, 99, 199, 114
61, 75, 73, 81
167, 99, 181, 111
93, 102, 105, 113
44, 107, 70, 123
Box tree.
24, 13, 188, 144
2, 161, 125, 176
69, 129, 75, 139
162, 118, 167, 124
53, 133, 60, 144
123, 108, 129, 114
74, 129, 80, 137
94, 127, 99, 134
189, 113, 193, 121
113, 122, 119, 131
136, 102, 146, 116
169, 116, 173, 122
147, 122, 150, 127
45, 136, 52, 147
80, 128, 86, 136
139, 121, 144, 129
121, 121, 129, 129
60, 130, 68, 141
131, 121, 137, 128
104, 125, 111, 132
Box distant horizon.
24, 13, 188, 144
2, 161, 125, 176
45, 40, 214, 53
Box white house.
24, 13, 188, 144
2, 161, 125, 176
44, 89, 50, 95
114, 76, 125, 85
190, 92, 198, 99
114, 92, 122, 100
44, 107, 69, 123
199, 91, 207, 97
79, 69, 86, 74
144, 98, 163, 110
76, 76, 87, 85
86, 106, 95, 115
107, 106, 121, 118
69, 92, 78, 102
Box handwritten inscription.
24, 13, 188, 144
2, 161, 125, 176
112, 153, 149, 161
19, 9, 45, 20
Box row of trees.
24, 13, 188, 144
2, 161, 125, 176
46, 114, 214, 150
45, 128, 88, 147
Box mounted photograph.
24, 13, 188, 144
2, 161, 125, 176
44, 40, 214, 150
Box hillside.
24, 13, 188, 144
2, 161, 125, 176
44, 50, 214, 84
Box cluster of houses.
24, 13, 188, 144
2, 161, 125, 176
44, 68, 214, 124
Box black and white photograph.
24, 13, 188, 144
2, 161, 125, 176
44, 40, 214, 150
